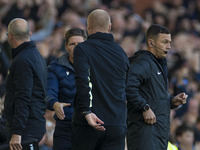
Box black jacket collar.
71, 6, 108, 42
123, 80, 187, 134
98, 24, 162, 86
12, 41, 35, 59
88, 32, 114, 41
130, 50, 168, 78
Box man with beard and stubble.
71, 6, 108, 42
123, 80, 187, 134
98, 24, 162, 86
126, 24, 188, 150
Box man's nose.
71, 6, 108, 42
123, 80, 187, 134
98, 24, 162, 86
167, 43, 171, 49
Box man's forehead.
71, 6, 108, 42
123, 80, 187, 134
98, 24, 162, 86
157, 33, 171, 41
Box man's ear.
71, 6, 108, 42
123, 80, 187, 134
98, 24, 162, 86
148, 39, 154, 47
29, 31, 32, 37
65, 43, 68, 51
108, 23, 112, 32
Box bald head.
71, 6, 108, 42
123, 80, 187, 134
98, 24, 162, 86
87, 9, 111, 35
8, 18, 30, 41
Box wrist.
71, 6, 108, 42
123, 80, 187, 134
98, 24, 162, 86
53, 102, 59, 110
82, 110, 92, 116
143, 104, 150, 111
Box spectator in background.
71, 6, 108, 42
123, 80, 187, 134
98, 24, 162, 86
120, 36, 136, 58
0, 95, 6, 144
4, 18, 47, 149
46, 28, 87, 150
194, 116, 200, 144
111, 13, 126, 42
0, 19, 9, 146
0, 25, 10, 99
72, 9, 129, 150
0, 26, 10, 69
30, 0, 57, 42
1, 0, 26, 26
175, 124, 195, 150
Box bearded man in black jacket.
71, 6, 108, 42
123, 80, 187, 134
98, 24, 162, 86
126, 24, 188, 150
4, 18, 47, 150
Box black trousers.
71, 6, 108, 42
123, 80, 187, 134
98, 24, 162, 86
6, 132, 44, 144
72, 124, 126, 150
53, 124, 72, 150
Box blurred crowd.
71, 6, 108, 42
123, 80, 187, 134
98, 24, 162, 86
1, 0, 200, 149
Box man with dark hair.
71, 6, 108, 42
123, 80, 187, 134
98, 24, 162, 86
4, 18, 47, 150
126, 24, 188, 150
72, 9, 129, 150
46, 28, 87, 150
175, 124, 195, 150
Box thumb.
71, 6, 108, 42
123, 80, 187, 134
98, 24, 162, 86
61, 103, 71, 107
182, 93, 188, 99
180, 93, 188, 98
177, 93, 184, 98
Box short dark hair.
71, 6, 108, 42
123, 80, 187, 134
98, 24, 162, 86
65, 28, 87, 44
175, 124, 194, 137
146, 24, 170, 44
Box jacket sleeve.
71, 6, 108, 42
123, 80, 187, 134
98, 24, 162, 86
169, 95, 179, 109
73, 45, 91, 113
12, 58, 33, 135
126, 59, 151, 111
46, 64, 59, 111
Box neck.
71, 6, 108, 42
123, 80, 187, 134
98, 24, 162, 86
147, 48, 158, 58
12, 39, 30, 48
88, 30, 109, 36
69, 56, 73, 64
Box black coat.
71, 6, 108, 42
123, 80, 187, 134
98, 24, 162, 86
127, 50, 171, 150
4, 41, 47, 139
73, 32, 129, 126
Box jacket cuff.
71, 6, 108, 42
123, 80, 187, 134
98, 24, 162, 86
46, 96, 57, 111
170, 96, 178, 109
140, 101, 147, 111
81, 110, 92, 116
12, 129, 22, 136
50, 100, 58, 111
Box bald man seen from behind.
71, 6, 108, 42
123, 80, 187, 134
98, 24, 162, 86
4, 18, 47, 150
72, 9, 129, 150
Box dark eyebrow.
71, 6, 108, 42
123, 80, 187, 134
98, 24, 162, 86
69, 43, 76, 45
163, 39, 172, 43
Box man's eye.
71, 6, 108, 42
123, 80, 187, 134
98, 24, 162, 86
163, 40, 171, 44
69, 43, 76, 46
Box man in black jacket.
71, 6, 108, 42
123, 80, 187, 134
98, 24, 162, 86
72, 9, 129, 150
4, 18, 47, 150
126, 24, 188, 150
